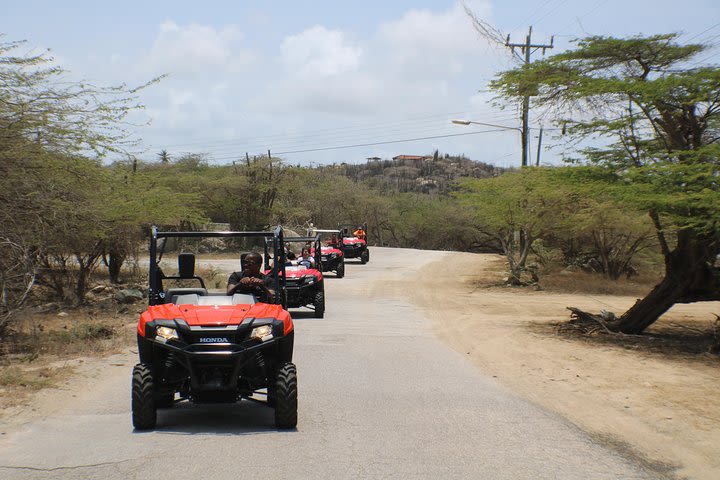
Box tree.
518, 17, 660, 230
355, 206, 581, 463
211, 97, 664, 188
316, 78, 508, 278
100, 162, 206, 284
0, 38, 161, 311
544, 189, 657, 279
456, 169, 571, 284
157, 149, 170, 164
490, 34, 720, 333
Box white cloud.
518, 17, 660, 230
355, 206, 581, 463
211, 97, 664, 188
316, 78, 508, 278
262, 1, 498, 116
281, 25, 363, 77
132, 2, 512, 163
141, 21, 254, 75
376, 2, 491, 56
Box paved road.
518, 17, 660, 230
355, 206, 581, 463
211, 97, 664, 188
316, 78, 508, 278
0, 248, 659, 479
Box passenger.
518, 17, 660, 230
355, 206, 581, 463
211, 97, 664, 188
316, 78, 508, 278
353, 227, 366, 240
297, 247, 315, 268
227, 252, 275, 302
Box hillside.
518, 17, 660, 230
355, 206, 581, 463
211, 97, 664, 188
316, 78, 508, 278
318, 153, 503, 194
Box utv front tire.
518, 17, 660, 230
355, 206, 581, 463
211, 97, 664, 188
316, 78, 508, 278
274, 363, 298, 429
132, 363, 157, 430
313, 290, 325, 318
360, 250, 369, 264
336, 261, 345, 278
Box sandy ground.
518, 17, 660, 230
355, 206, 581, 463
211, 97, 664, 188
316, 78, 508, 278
373, 251, 720, 480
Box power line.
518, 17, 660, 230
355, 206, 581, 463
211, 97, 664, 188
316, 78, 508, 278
204, 129, 510, 161
554, 0, 610, 37
510, 0, 557, 33
163, 119, 520, 157
532, 0, 570, 28
142, 110, 520, 151
685, 21, 720, 42
175, 124, 492, 158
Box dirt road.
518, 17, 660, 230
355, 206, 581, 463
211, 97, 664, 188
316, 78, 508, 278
1, 248, 712, 479
400, 250, 720, 480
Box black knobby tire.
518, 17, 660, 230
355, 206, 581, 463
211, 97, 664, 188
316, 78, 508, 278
313, 289, 325, 318
336, 261, 345, 278
274, 363, 298, 429
360, 250, 369, 264
132, 363, 157, 430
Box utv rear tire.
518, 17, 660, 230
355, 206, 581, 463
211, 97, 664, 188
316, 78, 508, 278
132, 363, 157, 430
336, 261, 345, 278
274, 363, 298, 429
360, 250, 369, 264
313, 290, 325, 318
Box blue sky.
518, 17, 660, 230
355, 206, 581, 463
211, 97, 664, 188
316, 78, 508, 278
4, 0, 719, 167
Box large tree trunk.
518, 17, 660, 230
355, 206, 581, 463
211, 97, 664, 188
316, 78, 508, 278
615, 230, 719, 334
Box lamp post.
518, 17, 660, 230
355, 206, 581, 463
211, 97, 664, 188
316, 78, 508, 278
451, 119, 525, 167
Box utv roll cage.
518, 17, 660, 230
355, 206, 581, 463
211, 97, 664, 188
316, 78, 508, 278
268, 234, 323, 272
148, 225, 287, 307
306, 228, 344, 245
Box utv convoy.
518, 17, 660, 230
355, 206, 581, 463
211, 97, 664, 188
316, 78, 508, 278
132, 223, 370, 431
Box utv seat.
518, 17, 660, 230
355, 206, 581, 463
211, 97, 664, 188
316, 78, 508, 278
169, 292, 256, 306
163, 253, 208, 303
167, 288, 208, 304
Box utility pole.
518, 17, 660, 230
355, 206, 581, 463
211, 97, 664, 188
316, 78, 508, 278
505, 27, 553, 167
536, 127, 543, 166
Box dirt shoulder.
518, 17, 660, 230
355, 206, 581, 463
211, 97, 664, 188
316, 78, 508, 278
395, 251, 720, 480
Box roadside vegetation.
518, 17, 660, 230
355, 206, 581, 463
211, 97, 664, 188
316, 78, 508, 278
1, 31, 718, 375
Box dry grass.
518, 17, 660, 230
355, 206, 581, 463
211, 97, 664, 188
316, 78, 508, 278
0, 305, 137, 411
2, 306, 137, 358
539, 269, 661, 297
0, 366, 63, 389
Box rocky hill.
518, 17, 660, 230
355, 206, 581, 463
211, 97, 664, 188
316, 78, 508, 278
319, 152, 503, 194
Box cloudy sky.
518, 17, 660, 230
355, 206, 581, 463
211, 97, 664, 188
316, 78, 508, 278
4, 0, 719, 167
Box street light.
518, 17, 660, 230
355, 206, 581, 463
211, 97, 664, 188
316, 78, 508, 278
451, 119, 520, 131
452, 118, 526, 166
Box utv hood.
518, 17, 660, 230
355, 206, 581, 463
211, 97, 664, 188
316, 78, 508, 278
142, 301, 287, 327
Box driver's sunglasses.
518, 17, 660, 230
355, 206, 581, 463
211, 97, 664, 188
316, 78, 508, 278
245, 259, 260, 265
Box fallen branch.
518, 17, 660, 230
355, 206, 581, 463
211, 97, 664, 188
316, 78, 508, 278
666, 322, 708, 336
562, 307, 618, 335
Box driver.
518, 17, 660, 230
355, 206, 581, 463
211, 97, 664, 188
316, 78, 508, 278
326, 233, 340, 248
227, 252, 276, 302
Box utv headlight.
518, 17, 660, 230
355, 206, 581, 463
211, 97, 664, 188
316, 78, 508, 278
301, 275, 316, 285
156, 326, 179, 342
250, 325, 273, 341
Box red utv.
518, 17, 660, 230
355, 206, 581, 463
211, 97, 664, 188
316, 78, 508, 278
132, 226, 297, 430
307, 228, 345, 278
339, 222, 370, 264
263, 234, 325, 318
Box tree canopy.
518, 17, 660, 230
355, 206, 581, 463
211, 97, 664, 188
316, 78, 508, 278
491, 33, 720, 333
